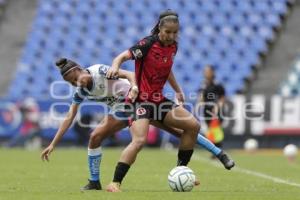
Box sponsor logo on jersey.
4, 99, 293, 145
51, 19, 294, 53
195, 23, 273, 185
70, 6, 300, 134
136, 107, 146, 116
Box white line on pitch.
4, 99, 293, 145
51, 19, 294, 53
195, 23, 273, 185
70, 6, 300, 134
192, 154, 300, 188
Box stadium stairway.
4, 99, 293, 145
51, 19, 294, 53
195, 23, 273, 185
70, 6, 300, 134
0, 0, 37, 97
249, 1, 300, 96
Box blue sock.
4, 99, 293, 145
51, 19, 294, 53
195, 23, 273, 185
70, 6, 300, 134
197, 133, 222, 156
88, 147, 102, 181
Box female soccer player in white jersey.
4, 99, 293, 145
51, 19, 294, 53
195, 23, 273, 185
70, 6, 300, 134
41, 58, 234, 191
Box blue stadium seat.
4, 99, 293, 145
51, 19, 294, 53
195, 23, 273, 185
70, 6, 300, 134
7, 0, 287, 99
272, 1, 288, 15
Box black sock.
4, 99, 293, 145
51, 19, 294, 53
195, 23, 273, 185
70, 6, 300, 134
177, 149, 194, 166
113, 162, 130, 183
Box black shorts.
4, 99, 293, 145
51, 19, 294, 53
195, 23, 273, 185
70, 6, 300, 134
133, 98, 178, 122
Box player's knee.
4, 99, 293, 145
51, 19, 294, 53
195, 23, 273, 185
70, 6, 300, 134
132, 137, 147, 151
190, 121, 200, 135
89, 132, 102, 144
182, 120, 200, 135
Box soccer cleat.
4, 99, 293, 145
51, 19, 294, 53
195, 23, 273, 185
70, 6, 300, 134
217, 151, 235, 170
194, 179, 200, 186
106, 182, 122, 192
81, 180, 102, 191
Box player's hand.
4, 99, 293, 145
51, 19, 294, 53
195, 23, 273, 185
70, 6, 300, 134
106, 65, 119, 79
128, 86, 139, 102
176, 92, 185, 105
41, 145, 54, 162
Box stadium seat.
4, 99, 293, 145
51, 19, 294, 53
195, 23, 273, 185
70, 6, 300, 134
7, 0, 289, 99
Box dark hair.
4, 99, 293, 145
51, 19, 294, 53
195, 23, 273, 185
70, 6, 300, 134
206, 64, 215, 71
55, 58, 81, 77
151, 10, 179, 35
205, 64, 216, 79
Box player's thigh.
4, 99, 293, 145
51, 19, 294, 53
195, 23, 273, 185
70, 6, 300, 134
163, 106, 200, 132
92, 115, 127, 137
130, 118, 150, 141
150, 120, 182, 137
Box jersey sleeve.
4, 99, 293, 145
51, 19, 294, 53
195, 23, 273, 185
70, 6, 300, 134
129, 36, 154, 60
72, 88, 87, 104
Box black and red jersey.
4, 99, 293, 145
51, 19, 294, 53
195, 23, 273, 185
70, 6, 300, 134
128, 35, 177, 103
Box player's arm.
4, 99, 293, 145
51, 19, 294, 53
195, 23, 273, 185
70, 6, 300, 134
107, 50, 132, 78
108, 37, 152, 78
41, 103, 79, 161
218, 85, 226, 108
196, 89, 204, 104
218, 95, 225, 109
168, 70, 185, 104
118, 69, 139, 102
118, 70, 137, 88
49, 103, 79, 147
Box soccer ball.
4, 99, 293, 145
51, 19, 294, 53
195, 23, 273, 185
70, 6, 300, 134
168, 166, 196, 192
283, 144, 298, 160
244, 138, 258, 152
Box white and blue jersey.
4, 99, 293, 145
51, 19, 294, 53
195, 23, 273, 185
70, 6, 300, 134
72, 64, 131, 107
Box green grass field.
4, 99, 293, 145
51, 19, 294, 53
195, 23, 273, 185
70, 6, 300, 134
0, 148, 300, 200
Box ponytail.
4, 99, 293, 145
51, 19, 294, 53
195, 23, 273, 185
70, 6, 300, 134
151, 22, 160, 35
55, 58, 81, 77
